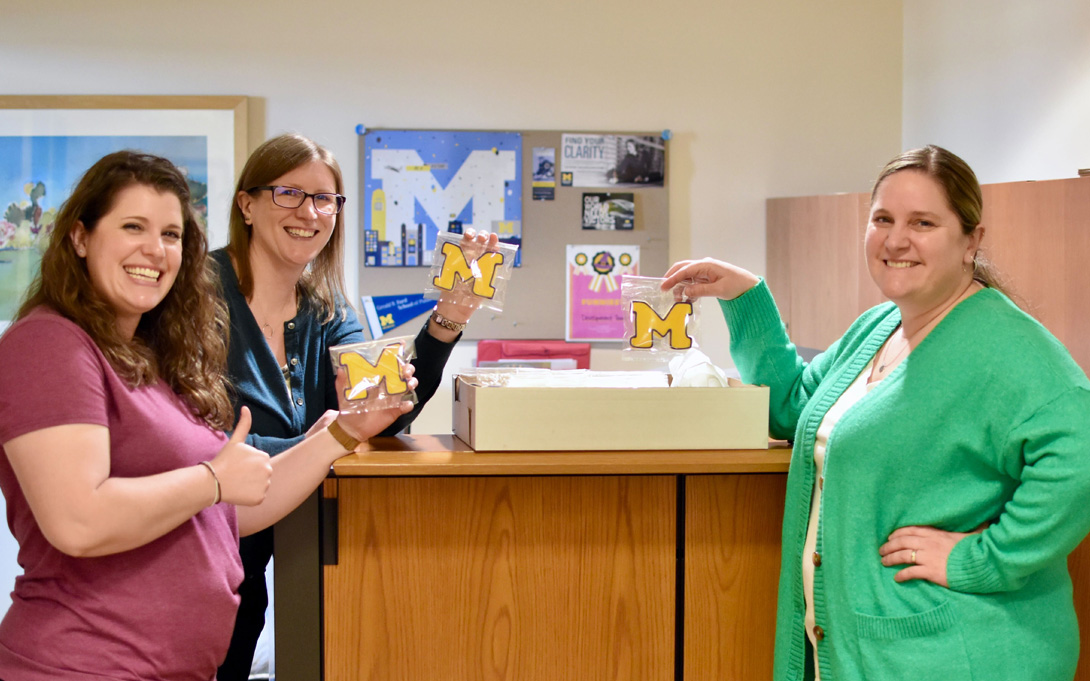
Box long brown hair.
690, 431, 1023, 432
16, 151, 233, 430
227, 133, 348, 322
871, 144, 1011, 297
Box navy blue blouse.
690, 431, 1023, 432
211, 248, 454, 454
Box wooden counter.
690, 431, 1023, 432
332, 434, 791, 476
276, 436, 790, 681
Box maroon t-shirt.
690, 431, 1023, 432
0, 309, 243, 681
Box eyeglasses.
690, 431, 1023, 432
248, 185, 346, 215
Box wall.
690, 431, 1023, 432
0, 0, 902, 610
2, 0, 903, 363
903, 0, 1090, 184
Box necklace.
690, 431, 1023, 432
876, 332, 911, 373
250, 294, 298, 341
874, 282, 980, 375
875, 318, 936, 375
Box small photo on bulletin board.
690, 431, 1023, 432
560, 134, 665, 188
581, 193, 635, 230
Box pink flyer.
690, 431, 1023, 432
565, 244, 640, 341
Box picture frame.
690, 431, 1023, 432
0, 95, 248, 326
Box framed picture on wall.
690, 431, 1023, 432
0, 95, 248, 327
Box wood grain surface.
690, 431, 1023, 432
684, 474, 786, 681
333, 435, 791, 477
979, 178, 1090, 372
325, 475, 676, 681
1069, 540, 1090, 681
766, 192, 871, 350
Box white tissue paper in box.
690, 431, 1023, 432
668, 349, 731, 387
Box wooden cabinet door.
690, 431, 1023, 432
325, 476, 676, 681
767, 193, 876, 351
685, 474, 786, 681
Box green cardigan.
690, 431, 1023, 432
720, 281, 1090, 681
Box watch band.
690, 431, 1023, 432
327, 419, 361, 452
431, 310, 467, 333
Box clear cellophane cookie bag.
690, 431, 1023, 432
621, 274, 700, 360
424, 232, 519, 313
329, 336, 418, 413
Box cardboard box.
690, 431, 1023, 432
452, 375, 769, 451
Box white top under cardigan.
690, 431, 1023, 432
802, 359, 878, 679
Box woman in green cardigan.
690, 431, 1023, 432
662, 145, 1090, 681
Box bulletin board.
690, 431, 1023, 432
357, 129, 669, 340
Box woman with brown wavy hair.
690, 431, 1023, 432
0, 151, 414, 680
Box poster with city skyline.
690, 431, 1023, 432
362, 130, 522, 267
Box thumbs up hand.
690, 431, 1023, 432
209, 407, 273, 506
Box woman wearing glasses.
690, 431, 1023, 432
211, 133, 495, 679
